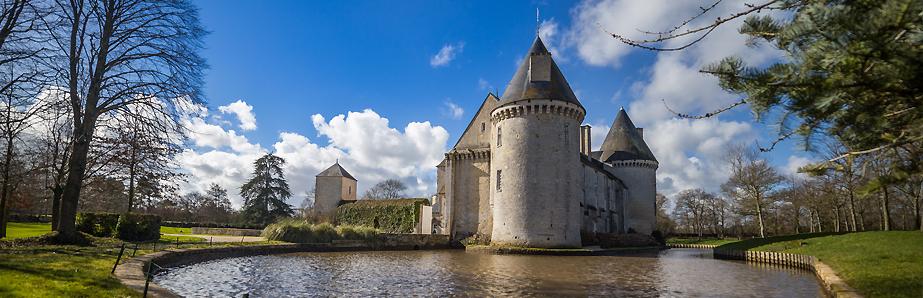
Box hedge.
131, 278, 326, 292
75, 212, 161, 241
76, 213, 121, 237
161, 221, 264, 230
335, 199, 428, 233
116, 213, 161, 241
262, 219, 378, 243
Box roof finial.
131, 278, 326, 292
335, 158, 339, 164
619, 106, 624, 111
536, 8, 540, 36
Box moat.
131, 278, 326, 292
154, 248, 824, 297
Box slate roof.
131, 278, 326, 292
598, 108, 657, 162
316, 162, 357, 181
498, 37, 583, 108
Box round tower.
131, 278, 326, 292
489, 37, 585, 248
598, 108, 658, 235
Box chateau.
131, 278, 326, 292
435, 36, 658, 248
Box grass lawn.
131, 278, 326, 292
159, 226, 192, 235
0, 245, 140, 297
666, 237, 740, 246
3, 222, 51, 239
720, 231, 923, 298
159, 234, 205, 243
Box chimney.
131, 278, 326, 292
580, 125, 592, 155
636, 127, 643, 138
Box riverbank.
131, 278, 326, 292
736, 231, 923, 298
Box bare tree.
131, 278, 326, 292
363, 179, 407, 200
0, 0, 47, 238
44, 0, 206, 240
722, 145, 783, 238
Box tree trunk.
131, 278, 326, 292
51, 186, 62, 231
755, 196, 766, 238
0, 137, 15, 238
126, 151, 136, 213
57, 117, 97, 240
834, 205, 841, 232
847, 190, 858, 232
881, 187, 892, 231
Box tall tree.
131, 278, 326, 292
722, 145, 783, 238
363, 179, 407, 200
46, 0, 206, 240
240, 153, 293, 225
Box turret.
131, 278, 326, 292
489, 37, 585, 248
599, 108, 658, 235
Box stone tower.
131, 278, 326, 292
489, 37, 585, 248
314, 162, 358, 218
598, 108, 658, 234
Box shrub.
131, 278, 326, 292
76, 213, 121, 237
335, 225, 379, 240
335, 199, 428, 233
116, 214, 161, 242
262, 219, 379, 243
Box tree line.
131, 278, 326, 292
660, 143, 922, 238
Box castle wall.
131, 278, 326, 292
490, 100, 583, 248
580, 163, 623, 234
610, 160, 657, 235
446, 156, 492, 240
314, 176, 343, 217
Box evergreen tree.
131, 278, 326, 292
240, 153, 294, 225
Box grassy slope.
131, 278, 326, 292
666, 237, 740, 246
159, 226, 191, 234
749, 231, 923, 298
3, 222, 51, 239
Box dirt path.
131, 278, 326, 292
162, 233, 265, 243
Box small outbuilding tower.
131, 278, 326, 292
314, 162, 358, 218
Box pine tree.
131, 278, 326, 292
240, 153, 294, 225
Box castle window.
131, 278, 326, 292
481, 122, 485, 132
348, 186, 351, 194
497, 126, 502, 147
496, 170, 502, 192
564, 124, 569, 146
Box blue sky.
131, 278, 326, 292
182, 0, 813, 207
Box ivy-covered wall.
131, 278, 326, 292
335, 199, 429, 233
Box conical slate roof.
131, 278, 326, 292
316, 162, 357, 181
498, 37, 582, 108
599, 108, 657, 162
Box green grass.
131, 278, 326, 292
0, 245, 140, 297
159, 226, 192, 235
667, 237, 740, 246
721, 231, 923, 298
3, 222, 51, 239
158, 234, 205, 243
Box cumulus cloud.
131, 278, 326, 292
566, 0, 783, 196
443, 100, 464, 119
783, 155, 814, 180
430, 42, 464, 67
218, 100, 257, 131
477, 78, 493, 91
539, 19, 566, 61
177, 102, 448, 208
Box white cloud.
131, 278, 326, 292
430, 42, 465, 67
177, 103, 449, 208
443, 100, 464, 119
783, 155, 813, 180
218, 100, 257, 131
539, 19, 566, 61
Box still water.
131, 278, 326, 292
154, 248, 824, 297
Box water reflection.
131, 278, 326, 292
154, 248, 824, 297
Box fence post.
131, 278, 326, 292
111, 243, 126, 274
143, 262, 153, 297
131, 243, 139, 257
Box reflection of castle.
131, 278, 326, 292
435, 36, 658, 248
